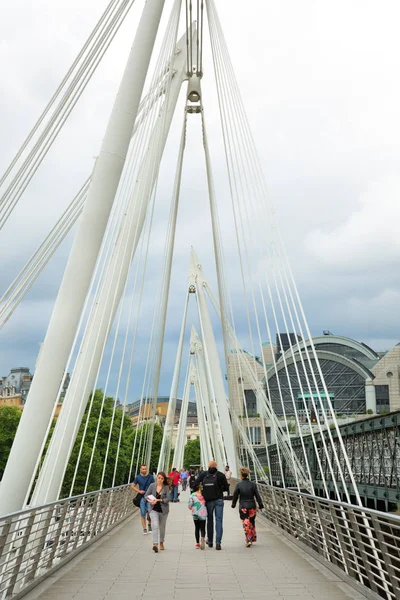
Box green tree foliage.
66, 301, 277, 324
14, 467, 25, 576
0, 391, 164, 497
183, 437, 200, 470
0, 406, 22, 478
61, 390, 163, 497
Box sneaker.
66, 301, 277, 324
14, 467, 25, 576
216, 543, 221, 550
153, 544, 158, 553
246, 541, 252, 547
207, 541, 213, 548
143, 529, 147, 535
200, 538, 205, 550
147, 523, 152, 533
195, 543, 200, 549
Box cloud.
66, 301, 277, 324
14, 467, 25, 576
305, 175, 400, 272
1, 0, 400, 400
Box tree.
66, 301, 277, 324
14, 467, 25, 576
0, 406, 22, 479
61, 390, 164, 497
183, 437, 200, 470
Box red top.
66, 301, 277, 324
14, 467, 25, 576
168, 471, 180, 485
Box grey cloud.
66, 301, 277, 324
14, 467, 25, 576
1, 0, 400, 398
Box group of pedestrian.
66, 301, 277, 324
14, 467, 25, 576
131, 460, 264, 554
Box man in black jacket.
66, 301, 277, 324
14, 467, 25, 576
194, 460, 229, 550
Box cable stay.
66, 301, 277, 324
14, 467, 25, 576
0, 0, 375, 543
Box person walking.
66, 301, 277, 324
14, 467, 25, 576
224, 465, 232, 496
146, 471, 171, 553
231, 467, 264, 547
168, 467, 180, 502
181, 469, 189, 491
188, 470, 196, 491
188, 483, 207, 549
193, 460, 229, 550
131, 464, 154, 534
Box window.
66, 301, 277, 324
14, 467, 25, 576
246, 427, 261, 445
244, 390, 257, 415
375, 385, 389, 407
265, 427, 271, 444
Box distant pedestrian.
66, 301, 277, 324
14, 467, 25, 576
231, 467, 264, 547
131, 464, 154, 535
168, 467, 180, 502
193, 460, 229, 550
146, 471, 171, 553
181, 469, 189, 491
224, 465, 232, 496
188, 483, 207, 549
189, 470, 196, 491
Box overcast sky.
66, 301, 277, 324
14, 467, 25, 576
1, 0, 400, 401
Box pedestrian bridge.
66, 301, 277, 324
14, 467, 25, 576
3, 483, 398, 600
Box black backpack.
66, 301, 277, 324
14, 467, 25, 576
189, 475, 196, 490
202, 472, 220, 501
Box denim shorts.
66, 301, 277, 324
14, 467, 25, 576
140, 496, 149, 518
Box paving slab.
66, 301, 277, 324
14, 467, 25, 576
23, 489, 368, 600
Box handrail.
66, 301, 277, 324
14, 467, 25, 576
232, 479, 400, 600
0, 484, 136, 599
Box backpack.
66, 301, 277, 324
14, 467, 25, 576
201, 472, 220, 501
189, 475, 196, 490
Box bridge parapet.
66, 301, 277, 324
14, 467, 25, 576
259, 411, 400, 508
0, 484, 135, 599
231, 478, 400, 600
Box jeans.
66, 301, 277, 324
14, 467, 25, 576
206, 498, 224, 544
170, 484, 179, 502
139, 496, 149, 518
149, 510, 168, 543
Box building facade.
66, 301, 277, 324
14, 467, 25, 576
0, 367, 70, 413
227, 333, 400, 447
126, 396, 197, 426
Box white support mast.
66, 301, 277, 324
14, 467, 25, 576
192, 362, 213, 468
31, 37, 188, 507
190, 326, 224, 469
172, 361, 192, 470
157, 293, 189, 473
190, 249, 238, 476
0, 1, 167, 515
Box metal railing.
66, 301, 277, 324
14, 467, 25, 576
250, 482, 400, 600
0, 484, 136, 599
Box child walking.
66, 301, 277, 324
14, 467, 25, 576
188, 484, 207, 549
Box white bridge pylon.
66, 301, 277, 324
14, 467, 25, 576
0, 0, 365, 518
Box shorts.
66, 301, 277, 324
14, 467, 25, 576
140, 496, 149, 518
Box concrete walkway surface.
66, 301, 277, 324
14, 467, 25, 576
24, 489, 368, 600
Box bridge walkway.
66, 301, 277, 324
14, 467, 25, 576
24, 489, 367, 600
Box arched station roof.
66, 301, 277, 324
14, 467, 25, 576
282, 335, 379, 362
266, 350, 375, 382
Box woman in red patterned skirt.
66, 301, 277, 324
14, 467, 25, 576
231, 467, 264, 547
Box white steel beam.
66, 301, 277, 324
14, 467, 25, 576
190, 326, 224, 469
172, 361, 192, 470
157, 293, 190, 473
31, 35, 188, 507
0, 1, 167, 516
192, 363, 212, 468
190, 249, 238, 476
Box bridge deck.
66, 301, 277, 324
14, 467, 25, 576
24, 490, 367, 600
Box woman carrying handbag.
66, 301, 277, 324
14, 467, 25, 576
145, 472, 171, 553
